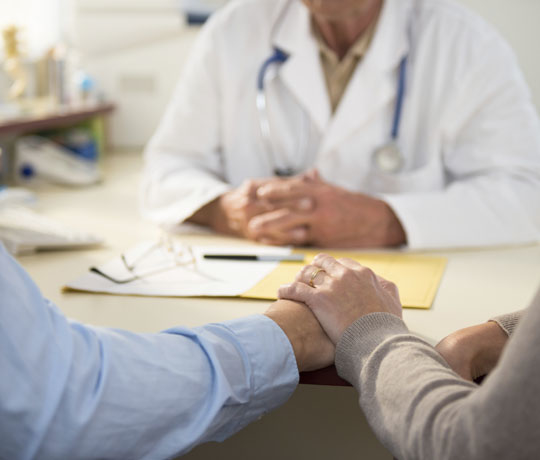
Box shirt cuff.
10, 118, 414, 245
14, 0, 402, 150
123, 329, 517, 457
335, 313, 409, 386
205, 314, 299, 431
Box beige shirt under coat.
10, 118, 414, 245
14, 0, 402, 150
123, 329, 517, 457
313, 18, 378, 113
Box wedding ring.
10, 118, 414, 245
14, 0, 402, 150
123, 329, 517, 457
309, 268, 325, 287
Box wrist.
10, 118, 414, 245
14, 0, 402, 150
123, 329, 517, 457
462, 321, 509, 377
264, 300, 320, 372
476, 321, 509, 369
264, 305, 305, 371
187, 198, 220, 227
379, 201, 406, 246
191, 194, 241, 236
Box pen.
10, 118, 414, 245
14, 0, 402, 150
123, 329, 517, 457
203, 254, 305, 262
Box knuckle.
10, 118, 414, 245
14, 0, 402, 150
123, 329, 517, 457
359, 266, 376, 279
290, 282, 304, 298
341, 268, 354, 281
277, 285, 288, 298
388, 280, 398, 292
299, 265, 313, 281
317, 254, 333, 269
327, 277, 339, 289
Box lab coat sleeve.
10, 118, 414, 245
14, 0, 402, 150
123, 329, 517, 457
140, 13, 232, 228
383, 34, 540, 249
0, 245, 298, 459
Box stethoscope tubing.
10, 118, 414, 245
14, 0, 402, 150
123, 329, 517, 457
257, 16, 409, 175
391, 56, 408, 140
257, 47, 289, 91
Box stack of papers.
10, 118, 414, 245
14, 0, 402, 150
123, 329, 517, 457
65, 242, 447, 309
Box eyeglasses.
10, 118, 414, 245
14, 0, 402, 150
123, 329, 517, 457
90, 235, 216, 284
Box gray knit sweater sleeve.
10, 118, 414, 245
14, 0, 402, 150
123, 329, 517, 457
335, 289, 540, 460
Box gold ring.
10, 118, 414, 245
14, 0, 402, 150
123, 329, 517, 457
309, 268, 325, 288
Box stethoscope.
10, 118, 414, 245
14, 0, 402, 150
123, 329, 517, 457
256, 32, 408, 177
256, 47, 308, 177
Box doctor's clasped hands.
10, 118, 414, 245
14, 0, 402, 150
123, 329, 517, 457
191, 169, 406, 248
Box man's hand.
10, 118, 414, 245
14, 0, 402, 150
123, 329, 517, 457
250, 170, 406, 247
188, 179, 271, 236
435, 321, 509, 381
278, 254, 402, 344
264, 299, 335, 372
188, 178, 314, 240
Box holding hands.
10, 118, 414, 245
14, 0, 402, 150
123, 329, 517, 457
278, 254, 402, 344
280, 254, 509, 382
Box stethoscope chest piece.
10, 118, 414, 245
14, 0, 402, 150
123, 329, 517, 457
372, 141, 404, 174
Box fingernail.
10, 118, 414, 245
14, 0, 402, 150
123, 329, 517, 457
248, 219, 262, 231
298, 198, 313, 211
291, 228, 307, 240
257, 185, 270, 197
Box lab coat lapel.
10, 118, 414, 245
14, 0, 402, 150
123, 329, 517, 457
273, 1, 331, 133
321, 0, 410, 154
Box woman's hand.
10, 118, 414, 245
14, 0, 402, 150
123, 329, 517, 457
435, 321, 509, 381
278, 254, 402, 344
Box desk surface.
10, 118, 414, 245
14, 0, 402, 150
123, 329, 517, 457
18, 150, 540, 344
14, 150, 540, 460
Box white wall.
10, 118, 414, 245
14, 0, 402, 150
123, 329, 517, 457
85, 30, 199, 148
71, 0, 193, 147
455, 0, 540, 110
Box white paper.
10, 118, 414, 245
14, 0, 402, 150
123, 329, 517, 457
66, 241, 292, 297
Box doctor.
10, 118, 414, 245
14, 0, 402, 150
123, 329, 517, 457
141, 0, 540, 249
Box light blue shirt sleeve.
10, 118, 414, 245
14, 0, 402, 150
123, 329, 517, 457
0, 245, 299, 459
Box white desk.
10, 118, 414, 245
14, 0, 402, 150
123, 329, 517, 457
17, 150, 540, 460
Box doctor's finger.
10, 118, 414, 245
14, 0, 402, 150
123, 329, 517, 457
256, 224, 310, 246
256, 178, 315, 201
239, 178, 268, 196
258, 196, 315, 212
227, 199, 273, 224
248, 208, 312, 236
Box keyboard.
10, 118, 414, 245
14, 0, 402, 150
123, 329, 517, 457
0, 205, 104, 255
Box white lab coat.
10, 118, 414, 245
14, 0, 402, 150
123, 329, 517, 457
141, 0, 540, 249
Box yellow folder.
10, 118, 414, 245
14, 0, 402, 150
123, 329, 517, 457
241, 250, 447, 309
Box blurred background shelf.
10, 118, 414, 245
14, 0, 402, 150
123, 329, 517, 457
0, 103, 115, 185
0, 102, 114, 135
